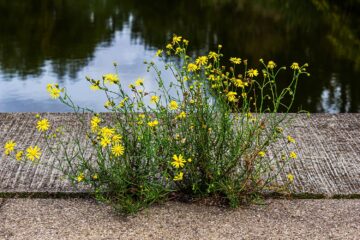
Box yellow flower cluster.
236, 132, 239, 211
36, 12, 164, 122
170, 154, 192, 181
90, 116, 125, 158
4, 140, 41, 161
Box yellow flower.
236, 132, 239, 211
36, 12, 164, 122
183, 39, 189, 45
171, 154, 186, 168
187, 158, 192, 163
166, 43, 173, 49
100, 137, 111, 148
226, 91, 238, 102
177, 111, 186, 119
173, 172, 184, 181
135, 78, 144, 86
90, 80, 100, 91
247, 69, 259, 77
258, 151, 266, 157
112, 134, 122, 143
111, 144, 125, 157
287, 173, 294, 182
230, 57, 241, 64
175, 47, 182, 55
233, 79, 246, 88
4, 140, 16, 155
100, 127, 115, 138
208, 51, 219, 60
262, 70, 268, 78
187, 63, 199, 72
47, 84, 61, 99
92, 174, 98, 180
90, 84, 100, 91
150, 95, 159, 104
103, 73, 119, 84
91, 116, 101, 132
77, 172, 85, 182
46, 83, 53, 92
118, 97, 128, 108
26, 146, 41, 161
36, 118, 50, 132
289, 151, 297, 159
155, 49, 163, 57
267, 61, 276, 69
104, 100, 115, 108
195, 56, 208, 66
208, 74, 216, 81
287, 135, 296, 143
291, 62, 299, 70
147, 120, 159, 127
169, 100, 179, 110
15, 151, 23, 161
172, 35, 182, 44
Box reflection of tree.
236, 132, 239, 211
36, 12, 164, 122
121, 0, 359, 112
312, 0, 360, 71
0, 0, 358, 111
0, 0, 130, 79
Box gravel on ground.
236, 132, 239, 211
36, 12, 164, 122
0, 198, 359, 240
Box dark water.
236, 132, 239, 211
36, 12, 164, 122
0, 0, 359, 112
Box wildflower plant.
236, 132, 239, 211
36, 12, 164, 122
3, 35, 309, 214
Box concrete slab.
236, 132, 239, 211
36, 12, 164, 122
0, 113, 360, 196
0, 198, 359, 239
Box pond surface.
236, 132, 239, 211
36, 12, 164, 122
0, 0, 359, 112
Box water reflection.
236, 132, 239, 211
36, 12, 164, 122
0, 0, 359, 112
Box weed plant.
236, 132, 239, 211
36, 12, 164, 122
3, 35, 309, 214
